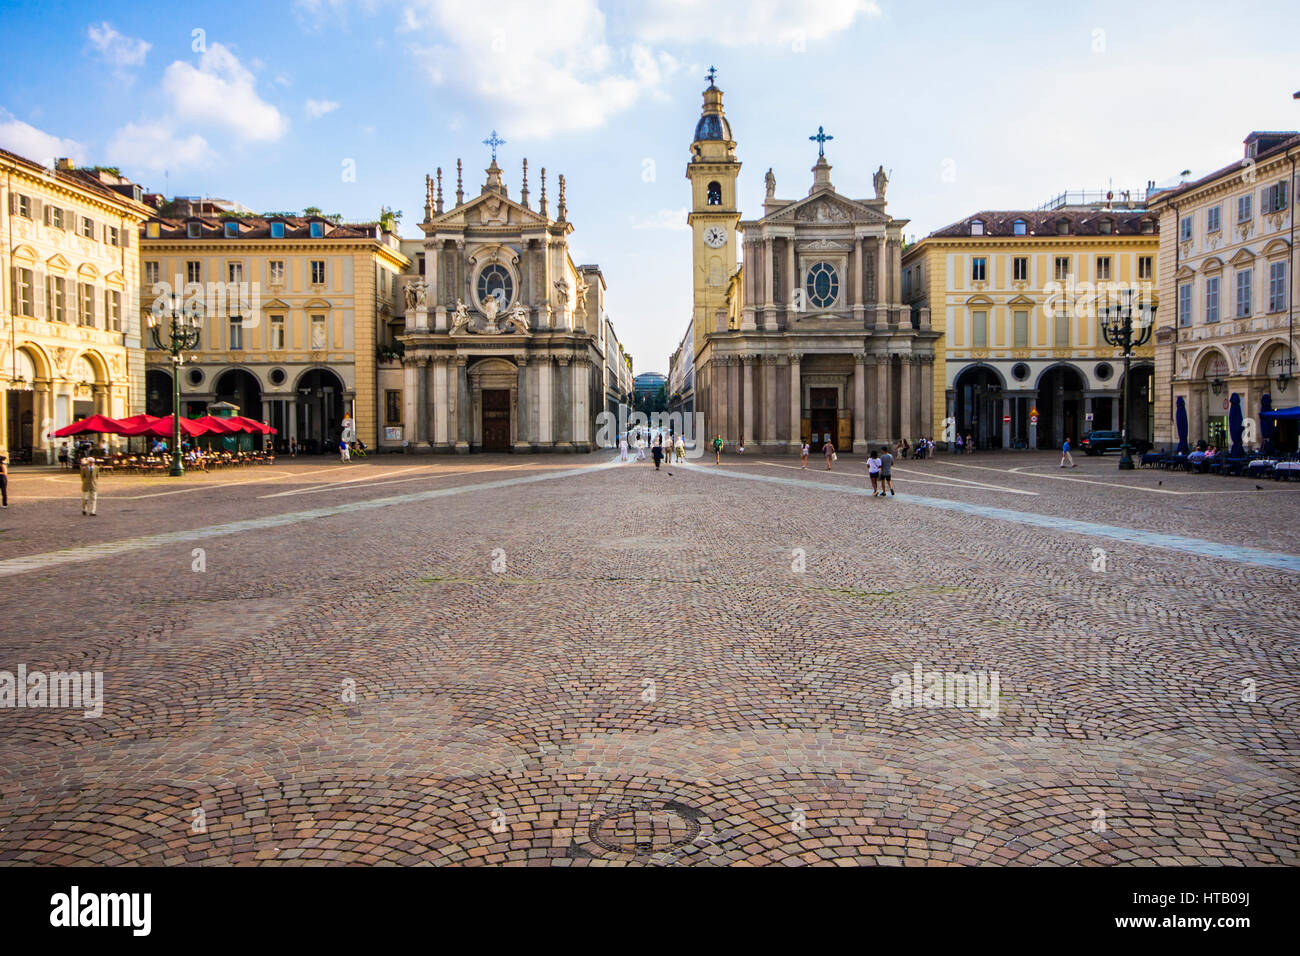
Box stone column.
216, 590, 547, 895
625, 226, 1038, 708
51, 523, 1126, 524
899, 355, 914, 442
741, 240, 758, 331
875, 236, 889, 328
288, 397, 298, 443
454, 240, 466, 318
875, 355, 890, 440
742, 355, 754, 446
920, 358, 934, 439
715, 358, 728, 442
404, 359, 422, 449
514, 357, 529, 450
762, 355, 776, 446
853, 355, 867, 453
430, 242, 447, 330
789, 352, 802, 452
1001, 396, 1012, 449
785, 238, 796, 322
541, 239, 554, 329
763, 236, 776, 330
851, 237, 864, 323
418, 359, 431, 445
455, 358, 470, 453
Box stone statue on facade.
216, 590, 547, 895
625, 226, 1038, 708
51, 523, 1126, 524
873, 165, 888, 200
504, 305, 530, 334
450, 299, 472, 334
764, 168, 776, 199
404, 281, 418, 312
415, 279, 427, 309
480, 292, 502, 332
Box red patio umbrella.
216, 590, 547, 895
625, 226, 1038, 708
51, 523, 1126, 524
53, 414, 125, 437
227, 415, 277, 434
191, 415, 241, 434
116, 413, 162, 432
119, 414, 211, 438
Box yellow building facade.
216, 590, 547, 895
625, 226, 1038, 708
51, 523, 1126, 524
2, 149, 151, 461
140, 210, 408, 450
1146, 131, 1298, 450
903, 205, 1159, 449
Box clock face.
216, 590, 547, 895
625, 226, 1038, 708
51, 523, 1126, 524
703, 226, 727, 248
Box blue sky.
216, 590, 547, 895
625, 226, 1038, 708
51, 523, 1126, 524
2, 0, 1297, 372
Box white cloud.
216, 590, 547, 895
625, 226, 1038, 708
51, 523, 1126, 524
86, 22, 151, 69
0, 111, 88, 167
161, 43, 287, 142
631, 207, 690, 231
405, 0, 682, 138
632, 0, 880, 47
306, 98, 340, 118
106, 122, 210, 173
104, 42, 283, 175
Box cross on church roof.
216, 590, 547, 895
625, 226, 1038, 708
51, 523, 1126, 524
706, 65, 717, 87
809, 126, 833, 157
482, 130, 506, 162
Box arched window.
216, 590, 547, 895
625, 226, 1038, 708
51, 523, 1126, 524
707, 181, 722, 206
476, 263, 514, 310
805, 261, 839, 308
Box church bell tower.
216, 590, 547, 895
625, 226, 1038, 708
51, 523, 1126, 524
687, 68, 741, 359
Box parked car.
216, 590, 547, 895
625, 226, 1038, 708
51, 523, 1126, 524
1080, 430, 1122, 455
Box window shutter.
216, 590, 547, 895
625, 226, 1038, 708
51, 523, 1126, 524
33, 270, 46, 319
7, 192, 14, 215
10, 266, 19, 315
43, 203, 52, 226
122, 226, 130, 248
33, 198, 43, 221
1280, 179, 1289, 210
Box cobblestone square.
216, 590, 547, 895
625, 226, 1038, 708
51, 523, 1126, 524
1, 452, 1297, 866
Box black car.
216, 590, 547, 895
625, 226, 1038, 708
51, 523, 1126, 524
1080, 430, 1122, 455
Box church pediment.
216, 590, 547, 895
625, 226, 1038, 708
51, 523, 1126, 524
430, 191, 550, 230
761, 193, 886, 226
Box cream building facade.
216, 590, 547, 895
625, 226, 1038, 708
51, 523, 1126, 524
903, 203, 1159, 449
688, 75, 934, 454
2, 150, 151, 461
385, 155, 614, 453
1147, 131, 1298, 449
140, 206, 408, 450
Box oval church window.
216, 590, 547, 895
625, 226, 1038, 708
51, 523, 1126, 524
476, 264, 514, 310
806, 261, 839, 309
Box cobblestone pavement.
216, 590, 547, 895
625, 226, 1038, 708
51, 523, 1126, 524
1, 450, 1298, 865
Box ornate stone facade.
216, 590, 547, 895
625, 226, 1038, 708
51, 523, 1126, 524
387, 157, 611, 452
686, 77, 937, 453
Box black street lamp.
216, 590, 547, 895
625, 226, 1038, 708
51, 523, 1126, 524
146, 293, 202, 477
1100, 290, 1156, 470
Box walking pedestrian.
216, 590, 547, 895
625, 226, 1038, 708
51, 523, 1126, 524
879, 446, 895, 496
800, 440, 809, 469
867, 448, 881, 495
635, 435, 647, 461
954, 433, 963, 454
966, 433, 974, 454
823, 438, 836, 470
0, 454, 8, 508
339, 438, 351, 462
58, 443, 70, 469
619, 435, 629, 462
713, 434, 723, 464
674, 435, 685, 462
652, 437, 664, 471
80, 455, 99, 516
1060, 437, 1076, 468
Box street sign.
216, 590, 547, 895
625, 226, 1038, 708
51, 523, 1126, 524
1030, 414, 1039, 425
1002, 415, 1011, 423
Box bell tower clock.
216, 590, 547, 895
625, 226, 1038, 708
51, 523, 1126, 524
686, 67, 741, 359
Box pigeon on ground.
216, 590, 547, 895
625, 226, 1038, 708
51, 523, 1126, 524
1157, 480, 1162, 485
1256, 484, 1263, 490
